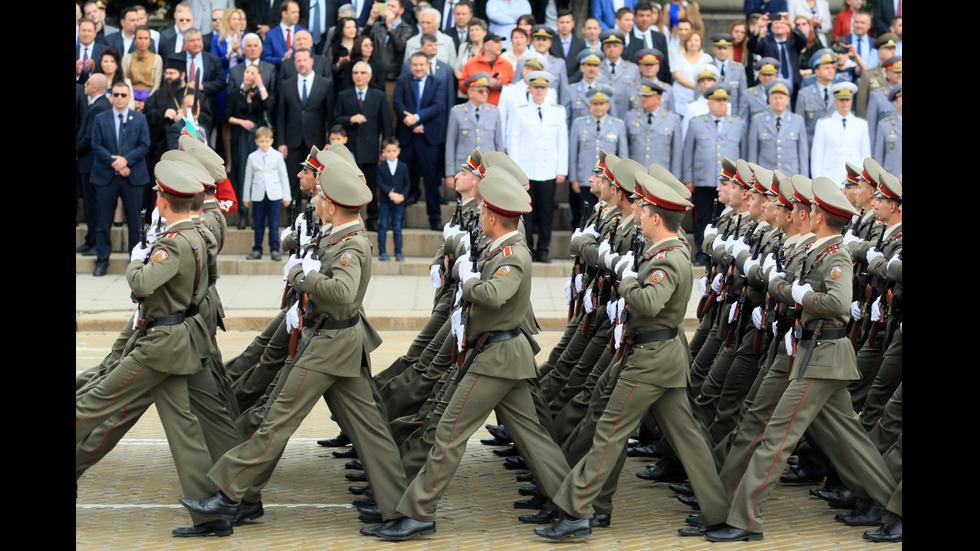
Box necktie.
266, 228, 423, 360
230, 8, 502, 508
776, 116, 781, 132
445, 1, 455, 31
714, 119, 720, 130
358, 90, 364, 109
898, 0, 902, 16
116, 113, 125, 155
415, 78, 422, 113
538, 106, 543, 122
311, 2, 321, 44
778, 41, 789, 80
720, 61, 725, 78
824, 87, 829, 106
188, 56, 196, 86
647, 112, 653, 125
596, 119, 601, 132
301, 77, 308, 105
82, 46, 89, 79
842, 118, 847, 128
475, 108, 480, 122
610, 62, 616, 76
856, 37, 863, 59
286, 28, 292, 50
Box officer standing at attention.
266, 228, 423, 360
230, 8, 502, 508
566, 50, 614, 125
626, 79, 683, 175
371, 173, 572, 542
76, 160, 220, 536
599, 30, 640, 92
568, 85, 627, 227
506, 70, 568, 263
535, 174, 730, 541
810, 82, 870, 183
683, 84, 746, 265
179, 166, 409, 531
710, 33, 747, 110
747, 78, 809, 177
445, 72, 504, 187
739, 58, 780, 129
796, 48, 839, 145
704, 176, 899, 542
529, 25, 571, 106
873, 84, 902, 175
632, 48, 674, 113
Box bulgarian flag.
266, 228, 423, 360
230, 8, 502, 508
182, 117, 198, 139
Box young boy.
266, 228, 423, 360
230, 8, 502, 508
376, 137, 409, 261
328, 124, 349, 146
243, 126, 291, 261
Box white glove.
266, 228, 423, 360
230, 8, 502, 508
583, 224, 600, 239
443, 221, 454, 240
294, 212, 305, 232
302, 251, 321, 276
280, 226, 292, 243
130, 242, 151, 262
899, 322, 902, 333
762, 253, 776, 274
772, 318, 779, 336
430, 264, 443, 288
459, 260, 481, 285
751, 306, 763, 329
713, 236, 728, 253
299, 228, 312, 248
621, 263, 638, 280
616, 297, 626, 319
454, 285, 462, 307
842, 231, 861, 245
571, 228, 583, 240
614, 322, 625, 350
614, 252, 635, 275
564, 277, 573, 305
698, 276, 708, 298
768, 270, 786, 284
583, 289, 594, 314
887, 255, 901, 270
450, 307, 461, 337
791, 282, 813, 305
870, 296, 882, 322
604, 252, 620, 270
850, 300, 862, 320
711, 273, 723, 292
574, 273, 584, 293
455, 319, 466, 353
731, 239, 750, 258
131, 308, 140, 330
743, 256, 761, 275
463, 232, 476, 253
703, 223, 718, 241
725, 237, 739, 253
784, 330, 794, 356
866, 248, 884, 265
283, 254, 302, 281
149, 206, 162, 228
598, 240, 611, 260
286, 302, 300, 332
728, 305, 737, 323
606, 297, 617, 323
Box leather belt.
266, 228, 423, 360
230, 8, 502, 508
303, 314, 360, 330
144, 312, 186, 329
185, 304, 200, 317
468, 327, 522, 349
630, 328, 679, 346
801, 327, 846, 340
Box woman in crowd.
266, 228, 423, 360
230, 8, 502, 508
122, 26, 161, 112
501, 27, 532, 73
454, 18, 488, 102
95, 48, 134, 110
671, 29, 710, 119
833, 0, 864, 39
789, 0, 831, 46
212, 7, 247, 167
795, 15, 824, 75
329, 17, 360, 89
650, 3, 670, 36
226, 64, 273, 229
338, 35, 385, 93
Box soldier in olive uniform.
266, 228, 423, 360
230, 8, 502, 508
796, 48, 839, 144
705, 177, 898, 542
372, 173, 571, 542
180, 167, 409, 529
626, 79, 682, 175
536, 175, 730, 541
445, 73, 505, 181
747, 79, 809, 176
873, 85, 902, 175
569, 85, 628, 225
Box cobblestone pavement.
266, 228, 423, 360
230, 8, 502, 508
76, 331, 893, 550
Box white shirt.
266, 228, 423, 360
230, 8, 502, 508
172, 24, 184, 52
297, 72, 315, 98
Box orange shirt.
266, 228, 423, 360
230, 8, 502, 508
459, 52, 515, 106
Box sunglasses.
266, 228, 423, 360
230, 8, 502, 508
112, 92, 129, 97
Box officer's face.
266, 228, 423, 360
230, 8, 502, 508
590, 100, 610, 118
713, 45, 730, 61
468, 85, 489, 105
640, 93, 662, 112
758, 72, 776, 87
639, 62, 658, 78
708, 97, 728, 117
717, 179, 733, 203
640, 204, 658, 239
603, 43, 623, 62
698, 78, 716, 94
834, 97, 852, 117
747, 191, 764, 218
765, 195, 778, 225
588, 173, 602, 196
843, 184, 858, 207
808, 204, 820, 233
455, 167, 476, 193
532, 36, 551, 54
581, 63, 600, 80
814, 63, 835, 83
529, 85, 548, 104
856, 180, 875, 206
775, 204, 791, 229
792, 202, 809, 232
769, 92, 789, 113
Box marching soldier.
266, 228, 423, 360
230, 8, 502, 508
625, 79, 683, 175
445, 73, 504, 185
747, 78, 809, 177
569, 86, 627, 227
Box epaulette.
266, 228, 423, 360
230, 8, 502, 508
642, 244, 684, 261
609, 115, 624, 123
452, 103, 464, 111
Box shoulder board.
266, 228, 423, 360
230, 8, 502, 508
452, 104, 463, 110
166, 232, 179, 239
642, 244, 684, 261
552, 103, 562, 107
609, 116, 624, 123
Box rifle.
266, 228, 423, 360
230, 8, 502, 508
725, 219, 760, 348
842, 205, 863, 236
130, 209, 151, 304
611, 226, 643, 355
850, 221, 887, 346
754, 229, 784, 354
786, 246, 814, 374
715, 215, 748, 325
864, 224, 889, 346
706, 211, 742, 324
695, 199, 723, 319
456, 217, 481, 366
281, 204, 298, 308
570, 208, 599, 320
288, 210, 326, 357
583, 214, 619, 337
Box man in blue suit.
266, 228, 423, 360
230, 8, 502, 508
394, 51, 446, 230
90, 81, 151, 276
592, 0, 637, 31
262, 0, 309, 67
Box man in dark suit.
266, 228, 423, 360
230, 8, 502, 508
622, 1, 671, 84
442, 0, 473, 50
76, 74, 111, 255
90, 81, 152, 276
747, 12, 807, 93
549, 8, 586, 73
873, 0, 899, 36
248, 0, 312, 38
333, 61, 394, 230
76, 19, 106, 85
105, 6, 156, 55
183, 28, 224, 133
156, 3, 195, 62
278, 48, 333, 205
277, 30, 332, 82
306, 0, 341, 54
394, 51, 446, 230
263, 0, 310, 68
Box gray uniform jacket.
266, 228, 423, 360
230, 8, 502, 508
626, 107, 683, 175
796, 83, 836, 144
747, 110, 809, 177
568, 115, 628, 183
444, 101, 504, 176
683, 114, 746, 187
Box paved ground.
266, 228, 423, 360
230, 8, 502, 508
75, 329, 892, 550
